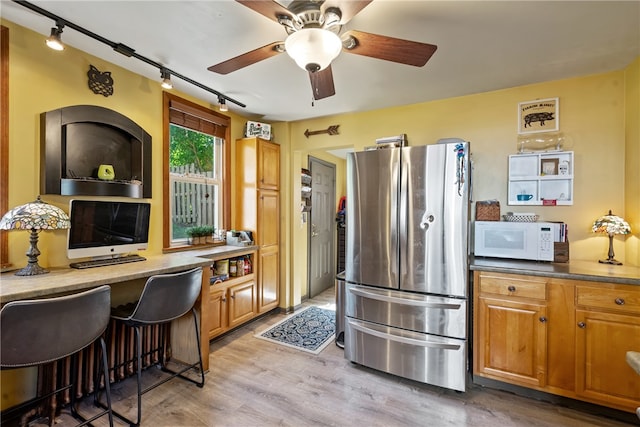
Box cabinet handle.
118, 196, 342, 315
222, 297, 226, 302
539, 316, 547, 323
577, 322, 586, 328
231, 295, 235, 299
507, 285, 516, 292
615, 298, 625, 305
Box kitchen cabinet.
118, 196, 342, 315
474, 273, 548, 388
508, 151, 573, 205
474, 271, 640, 413
207, 249, 257, 340
575, 283, 640, 410
235, 137, 280, 314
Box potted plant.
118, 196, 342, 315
201, 225, 216, 244
186, 225, 216, 245
186, 226, 204, 245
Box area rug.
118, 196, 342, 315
255, 306, 335, 354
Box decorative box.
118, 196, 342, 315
475, 200, 500, 221
244, 121, 271, 140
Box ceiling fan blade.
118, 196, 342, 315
309, 66, 336, 100
236, 0, 293, 23
321, 1, 372, 24
342, 30, 437, 67
208, 42, 284, 75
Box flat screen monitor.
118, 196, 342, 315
67, 200, 151, 260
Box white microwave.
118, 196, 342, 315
474, 221, 559, 261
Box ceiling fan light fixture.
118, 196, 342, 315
285, 28, 342, 73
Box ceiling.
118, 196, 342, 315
2, 1, 639, 122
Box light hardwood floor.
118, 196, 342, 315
42, 287, 637, 426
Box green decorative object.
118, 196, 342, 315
97, 164, 115, 180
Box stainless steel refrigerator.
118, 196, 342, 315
344, 141, 470, 392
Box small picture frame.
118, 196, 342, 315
541, 158, 559, 176
518, 97, 559, 134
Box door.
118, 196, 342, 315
575, 309, 640, 410
476, 297, 547, 388
308, 157, 335, 298
400, 143, 469, 297
345, 148, 400, 289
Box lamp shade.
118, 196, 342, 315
0, 196, 70, 276
592, 210, 631, 236
285, 28, 342, 73
0, 196, 70, 231
592, 209, 631, 266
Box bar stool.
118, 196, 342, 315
104, 267, 205, 426
0, 285, 114, 427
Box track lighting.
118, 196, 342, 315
160, 68, 173, 89
218, 96, 228, 112
14, 0, 245, 108
46, 22, 64, 51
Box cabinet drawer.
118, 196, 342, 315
479, 274, 547, 300
576, 285, 640, 315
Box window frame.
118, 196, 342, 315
162, 92, 231, 250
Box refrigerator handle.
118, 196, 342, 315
348, 319, 461, 350
349, 286, 462, 309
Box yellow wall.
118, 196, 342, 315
2, 20, 252, 270
624, 56, 640, 266
284, 64, 638, 304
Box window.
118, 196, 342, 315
163, 93, 230, 249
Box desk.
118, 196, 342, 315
1, 246, 259, 373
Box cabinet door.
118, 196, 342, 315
258, 246, 279, 313
208, 287, 227, 339
257, 190, 279, 247
228, 280, 257, 328
476, 297, 547, 388
258, 139, 280, 190
576, 309, 640, 411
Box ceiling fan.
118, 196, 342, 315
208, 0, 438, 100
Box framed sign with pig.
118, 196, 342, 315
518, 97, 559, 134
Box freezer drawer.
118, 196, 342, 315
345, 317, 467, 391
345, 284, 467, 339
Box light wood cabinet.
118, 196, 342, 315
575, 283, 640, 411
208, 287, 227, 338
228, 279, 257, 327
208, 276, 257, 339
474, 273, 548, 388
258, 246, 279, 312
207, 249, 257, 340
235, 137, 280, 314
474, 271, 640, 413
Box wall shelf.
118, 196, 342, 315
508, 151, 574, 205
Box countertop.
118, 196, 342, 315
0, 245, 259, 303
470, 256, 640, 285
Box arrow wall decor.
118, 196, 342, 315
304, 125, 340, 138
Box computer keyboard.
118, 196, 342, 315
70, 255, 147, 269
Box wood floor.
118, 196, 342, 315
40, 287, 637, 427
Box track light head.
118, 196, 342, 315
218, 96, 228, 112
160, 68, 173, 89
46, 23, 65, 51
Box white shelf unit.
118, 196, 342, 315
508, 151, 574, 205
